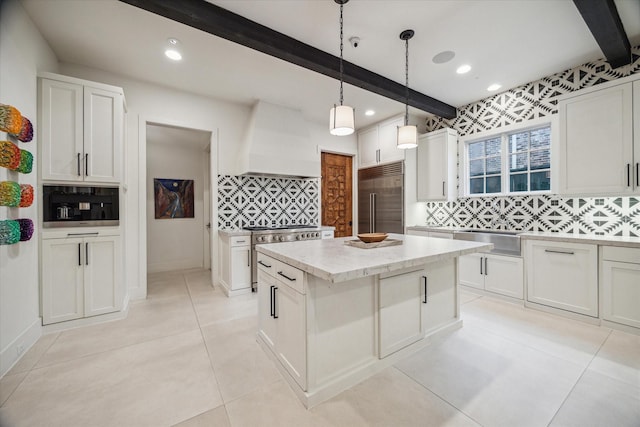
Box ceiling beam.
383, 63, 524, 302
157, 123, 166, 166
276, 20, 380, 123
118, 0, 457, 119
573, 0, 632, 68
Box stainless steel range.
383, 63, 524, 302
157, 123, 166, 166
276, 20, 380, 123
245, 225, 322, 291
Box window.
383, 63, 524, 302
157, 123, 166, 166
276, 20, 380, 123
464, 124, 551, 196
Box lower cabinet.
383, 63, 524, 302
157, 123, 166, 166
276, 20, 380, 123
219, 234, 251, 295
378, 259, 456, 358
601, 246, 640, 328
41, 233, 122, 325
526, 240, 598, 317
459, 253, 523, 299
257, 253, 307, 390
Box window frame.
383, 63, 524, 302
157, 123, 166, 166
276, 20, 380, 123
458, 116, 558, 198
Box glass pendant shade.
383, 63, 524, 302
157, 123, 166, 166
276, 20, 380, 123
397, 124, 417, 149
329, 105, 355, 136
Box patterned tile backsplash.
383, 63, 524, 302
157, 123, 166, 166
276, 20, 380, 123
422, 46, 640, 237
218, 175, 319, 229
424, 196, 640, 237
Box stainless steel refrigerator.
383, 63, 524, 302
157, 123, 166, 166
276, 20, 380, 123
358, 161, 404, 234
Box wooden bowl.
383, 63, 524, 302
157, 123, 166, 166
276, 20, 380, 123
357, 233, 388, 243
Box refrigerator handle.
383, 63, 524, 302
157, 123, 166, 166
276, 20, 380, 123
369, 193, 373, 233
372, 193, 377, 233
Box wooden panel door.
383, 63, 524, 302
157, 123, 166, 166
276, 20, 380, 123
321, 152, 353, 237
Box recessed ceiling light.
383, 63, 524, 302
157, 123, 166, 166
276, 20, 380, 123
432, 50, 455, 64
165, 38, 182, 61
456, 64, 471, 74
365, 110, 375, 116
487, 83, 501, 92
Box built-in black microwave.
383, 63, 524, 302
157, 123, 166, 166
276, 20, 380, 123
43, 185, 119, 228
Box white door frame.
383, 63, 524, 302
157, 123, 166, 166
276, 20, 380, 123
135, 116, 218, 299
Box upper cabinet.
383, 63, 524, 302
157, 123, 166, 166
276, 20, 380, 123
358, 116, 405, 169
558, 78, 639, 195
39, 73, 124, 184
417, 128, 457, 201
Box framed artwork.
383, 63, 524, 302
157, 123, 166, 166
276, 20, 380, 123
154, 178, 194, 219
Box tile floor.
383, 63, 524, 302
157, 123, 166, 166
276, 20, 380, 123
0, 269, 638, 427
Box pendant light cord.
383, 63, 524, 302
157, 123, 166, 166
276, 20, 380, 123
404, 37, 409, 126
339, 3, 345, 106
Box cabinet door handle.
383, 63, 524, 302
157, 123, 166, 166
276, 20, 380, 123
273, 286, 278, 319
484, 257, 488, 276
258, 260, 272, 268
85, 153, 89, 176
627, 163, 631, 187
77, 153, 81, 176
480, 257, 483, 275
85, 242, 89, 265
422, 276, 428, 304
247, 250, 250, 267
67, 232, 99, 237
545, 249, 575, 255
376, 149, 380, 163
636, 162, 639, 187
270, 285, 275, 317
277, 271, 296, 282
78, 243, 81, 266
442, 181, 445, 197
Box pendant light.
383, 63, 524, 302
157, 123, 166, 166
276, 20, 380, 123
397, 29, 418, 149
329, 0, 355, 136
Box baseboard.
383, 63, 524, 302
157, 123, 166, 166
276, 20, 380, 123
147, 259, 203, 274
0, 318, 42, 378
42, 307, 129, 334
218, 279, 252, 297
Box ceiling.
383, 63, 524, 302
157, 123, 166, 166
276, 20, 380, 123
21, 0, 640, 130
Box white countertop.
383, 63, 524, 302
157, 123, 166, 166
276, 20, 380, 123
218, 229, 251, 237
519, 232, 640, 248
256, 233, 493, 283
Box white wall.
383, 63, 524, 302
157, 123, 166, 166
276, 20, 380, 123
0, 0, 58, 376
146, 138, 207, 273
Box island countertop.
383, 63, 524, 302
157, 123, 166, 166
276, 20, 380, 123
256, 233, 493, 283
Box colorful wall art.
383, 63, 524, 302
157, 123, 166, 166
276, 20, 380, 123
154, 178, 194, 219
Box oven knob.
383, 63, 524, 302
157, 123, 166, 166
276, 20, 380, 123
296, 235, 301, 240
279, 236, 285, 242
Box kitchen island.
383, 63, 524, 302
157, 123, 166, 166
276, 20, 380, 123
256, 233, 492, 408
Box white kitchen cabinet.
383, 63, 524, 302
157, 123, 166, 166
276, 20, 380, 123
379, 259, 457, 358
558, 79, 638, 195
218, 234, 251, 296
358, 116, 405, 169
417, 128, 457, 201
601, 246, 640, 329
42, 233, 122, 325
459, 253, 523, 299
526, 240, 598, 317
257, 253, 307, 389
40, 74, 123, 184
379, 268, 424, 358
321, 229, 334, 239
422, 258, 457, 334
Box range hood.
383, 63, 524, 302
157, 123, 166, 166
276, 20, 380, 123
238, 101, 320, 178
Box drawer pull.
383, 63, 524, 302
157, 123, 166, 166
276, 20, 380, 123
67, 232, 99, 237
258, 260, 272, 268
277, 271, 296, 282
545, 249, 575, 255
236, 240, 246, 244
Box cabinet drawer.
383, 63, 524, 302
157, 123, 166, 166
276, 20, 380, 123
257, 253, 276, 277
230, 235, 250, 247
601, 246, 640, 263
274, 259, 305, 294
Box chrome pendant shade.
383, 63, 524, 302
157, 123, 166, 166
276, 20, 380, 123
329, 0, 354, 136
397, 29, 418, 149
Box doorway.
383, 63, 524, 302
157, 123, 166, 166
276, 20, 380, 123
145, 123, 212, 273
321, 152, 353, 237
